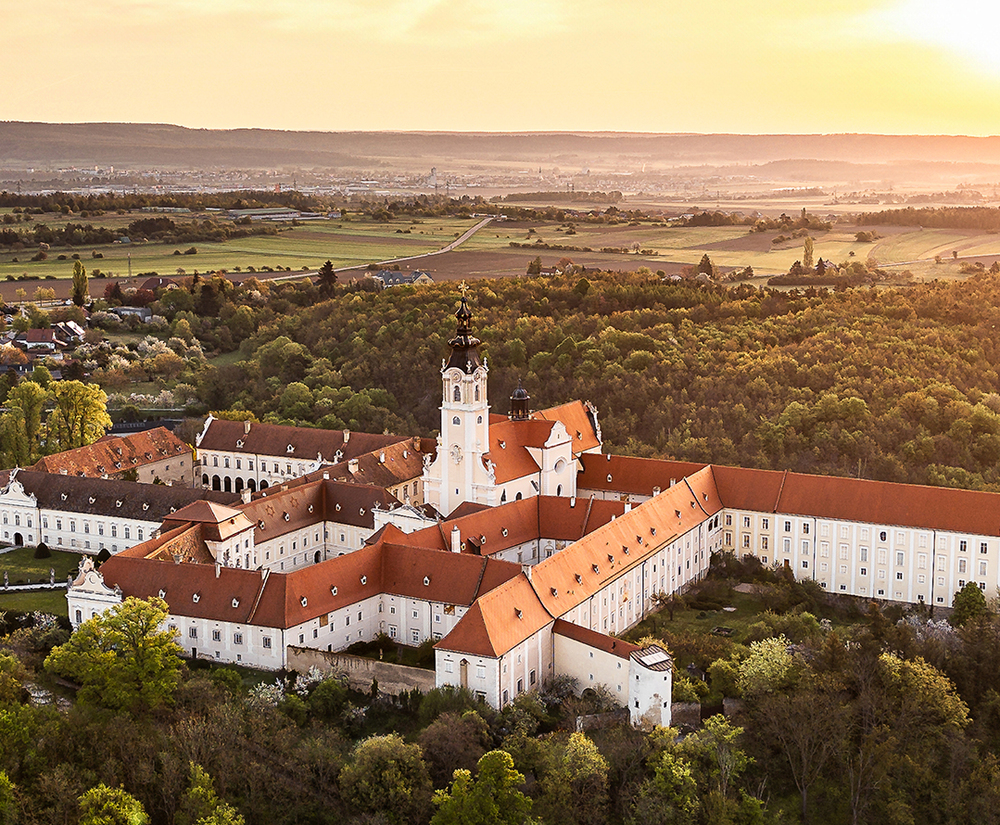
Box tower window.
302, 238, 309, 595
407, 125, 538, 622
477, 415, 483, 424
452, 416, 460, 425
453, 385, 461, 402
474, 386, 480, 401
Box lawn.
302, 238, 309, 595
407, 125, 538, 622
0, 546, 82, 584
0, 589, 69, 616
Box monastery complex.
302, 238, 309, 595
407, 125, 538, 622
55, 297, 1000, 725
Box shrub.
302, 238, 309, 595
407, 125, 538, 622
33, 542, 51, 559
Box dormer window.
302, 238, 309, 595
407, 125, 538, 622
550, 588, 558, 597
515, 608, 523, 619
236, 439, 244, 448
89, 497, 96, 504
116, 500, 122, 508
331, 586, 338, 596
360, 575, 367, 585
359, 508, 365, 515
158, 589, 166, 598
192, 593, 201, 603
307, 504, 314, 513
335, 503, 341, 511
286, 444, 294, 453
423, 576, 430, 586
143, 503, 149, 510
61, 493, 67, 501
650, 527, 656, 536
607, 554, 614, 563
675, 510, 682, 518
501, 528, 508, 537
592, 564, 600, 574
283, 512, 290, 522
300, 596, 308, 607
575, 574, 582, 583
480, 535, 486, 544
232, 598, 240, 608
607, 473, 613, 482
258, 520, 265, 530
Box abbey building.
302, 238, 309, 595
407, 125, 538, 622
64, 295, 1000, 724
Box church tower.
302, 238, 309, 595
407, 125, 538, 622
424, 295, 496, 516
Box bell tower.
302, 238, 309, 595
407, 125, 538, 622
424, 292, 496, 516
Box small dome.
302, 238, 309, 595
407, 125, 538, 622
509, 379, 530, 420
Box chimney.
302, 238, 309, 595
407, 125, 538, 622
240, 488, 251, 504
323, 471, 330, 480
348, 458, 359, 474
343, 429, 351, 444
522, 564, 532, 581
379, 451, 386, 463
652, 486, 661, 497
451, 525, 461, 553
244, 420, 251, 435
624, 502, 632, 513
215, 563, 221, 578
412, 436, 421, 450
569, 496, 576, 507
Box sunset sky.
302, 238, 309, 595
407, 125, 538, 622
5, 0, 1000, 135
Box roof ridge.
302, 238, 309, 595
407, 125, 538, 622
580, 494, 596, 538
773, 469, 789, 513
683, 475, 711, 516
246, 569, 270, 623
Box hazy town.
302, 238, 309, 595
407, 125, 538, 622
5, 3, 1000, 825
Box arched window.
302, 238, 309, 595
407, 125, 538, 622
474, 385, 480, 401
516, 492, 523, 501
477, 415, 483, 424
453, 385, 461, 402
452, 416, 461, 426
557, 484, 563, 496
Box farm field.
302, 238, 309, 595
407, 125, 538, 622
0, 216, 481, 282
5, 209, 1000, 290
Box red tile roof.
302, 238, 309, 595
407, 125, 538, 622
198, 418, 406, 463
530, 401, 601, 454
33, 427, 191, 479
487, 418, 554, 483
713, 465, 1000, 536
436, 574, 552, 658
552, 618, 639, 660
578, 453, 709, 497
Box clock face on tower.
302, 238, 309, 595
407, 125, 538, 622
450, 444, 463, 464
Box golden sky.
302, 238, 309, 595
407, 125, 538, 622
4, 0, 1000, 134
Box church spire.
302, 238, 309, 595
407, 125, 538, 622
445, 293, 483, 374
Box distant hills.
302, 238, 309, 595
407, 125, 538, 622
5, 122, 1000, 172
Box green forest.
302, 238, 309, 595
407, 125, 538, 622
157, 268, 1000, 491
4, 558, 1000, 824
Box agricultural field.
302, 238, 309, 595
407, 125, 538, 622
0, 214, 481, 283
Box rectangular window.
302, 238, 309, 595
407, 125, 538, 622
84, 523, 90, 534
981, 561, 988, 576
138, 528, 144, 540
896, 552, 905, 566
742, 534, 750, 548
234, 633, 243, 645
784, 521, 791, 532
860, 547, 868, 562
725, 514, 732, 526
918, 554, 927, 569
802, 523, 810, 535
783, 538, 791, 553
411, 629, 420, 643
189, 627, 197, 638
961, 540, 968, 552
388, 625, 397, 638
861, 567, 867, 576
959, 559, 967, 574
896, 572, 904, 580
982, 542, 989, 554
760, 537, 768, 551
212, 630, 221, 642
839, 545, 849, 560
802, 560, 809, 569
724, 531, 732, 546
937, 556, 946, 571
840, 525, 849, 539
761, 518, 769, 530
263, 637, 271, 649
124, 526, 130, 540
743, 516, 751, 528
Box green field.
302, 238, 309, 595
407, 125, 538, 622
0, 546, 82, 584
0, 216, 481, 281
0, 588, 68, 615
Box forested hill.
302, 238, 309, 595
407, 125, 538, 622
10, 122, 1000, 168
195, 270, 1000, 491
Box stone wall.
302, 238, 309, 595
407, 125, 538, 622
287, 646, 436, 696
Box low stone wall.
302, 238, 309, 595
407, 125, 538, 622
287, 646, 436, 696
575, 709, 629, 732
670, 701, 702, 730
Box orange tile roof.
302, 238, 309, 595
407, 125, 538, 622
530, 400, 601, 454
32, 427, 191, 478
401, 496, 627, 557
316, 438, 436, 489
578, 453, 709, 497
435, 574, 552, 658
487, 418, 553, 483
529, 466, 722, 617
552, 618, 639, 660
